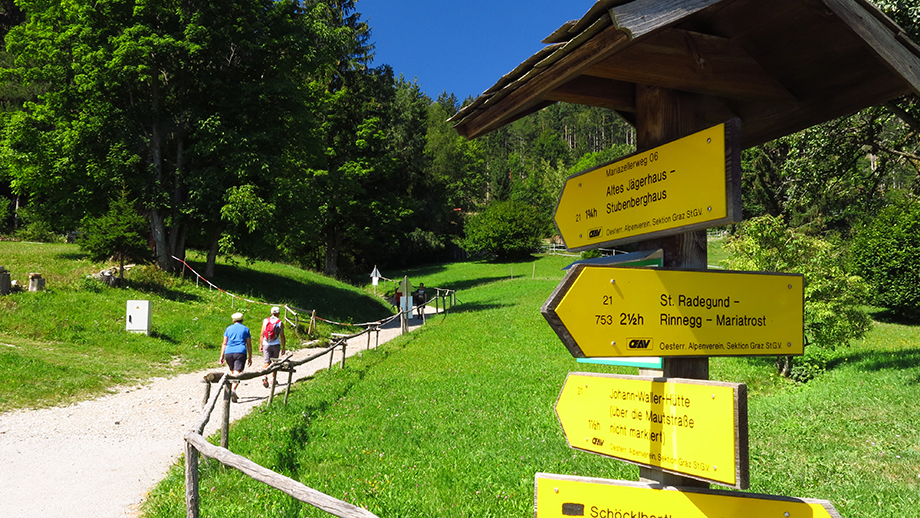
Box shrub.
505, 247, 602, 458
726, 215, 872, 378
459, 200, 547, 261
852, 204, 920, 319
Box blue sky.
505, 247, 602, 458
356, 1, 594, 102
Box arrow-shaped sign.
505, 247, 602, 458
542, 265, 804, 358
536, 473, 842, 518
552, 120, 742, 251
555, 372, 748, 488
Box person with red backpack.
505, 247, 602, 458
259, 306, 286, 388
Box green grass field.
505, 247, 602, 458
143, 252, 917, 518
2, 241, 917, 517
0, 242, 391, 411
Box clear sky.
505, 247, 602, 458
356, 1, 595, 102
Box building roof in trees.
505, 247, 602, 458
449, 0, 920, 148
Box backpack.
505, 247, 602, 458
263, 317, 281, 341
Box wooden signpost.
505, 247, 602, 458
555, 373, 748, 488
542, 266, 804, 359
552, 120, 741, 252
534, 473, 842, 518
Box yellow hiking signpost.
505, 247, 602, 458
542, 265, 804, 359
555, 373, 748, 488
534, 473, 842, 518
552, 120, 742, 251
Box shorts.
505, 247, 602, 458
263, 344, 281, 364
224, 353, 247, 372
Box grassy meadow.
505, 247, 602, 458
0, 242, 390, 411
144, 251, 918, 518
1, 240, 917, 517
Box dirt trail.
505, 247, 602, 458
0, 309, 433, 517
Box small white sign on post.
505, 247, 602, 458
126, 300, 151, 335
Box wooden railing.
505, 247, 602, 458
186, 325, 389, 518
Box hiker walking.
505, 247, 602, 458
259, 306, 286, 388
219, 312, 252, 402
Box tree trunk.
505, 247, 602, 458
150, 209, 169, 271
324, 228, 341, 277
206, 230, 220, 278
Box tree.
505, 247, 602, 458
80, 191, 150, 285
459, 200, 547, 261
726, 215, 872, 380
1, 0, 343, 275
852, 203, 920, 319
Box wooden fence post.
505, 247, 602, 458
200, 379, 211, 410
185, 440, 200, 518
221, 379, 232, 449
268, 371, 277, 406
284, 368, 293, 406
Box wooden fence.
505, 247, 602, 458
175, 267, 457, 516
185, 323, 390, 518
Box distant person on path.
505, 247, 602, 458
260, 306, 286, 388
219, 312, 252, 402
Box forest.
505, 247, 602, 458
0, 0, 920, 302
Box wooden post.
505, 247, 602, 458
340, 341, 347, 369
268, 371, 277, 406
185, 440, 200, 518
200, 379, 211, 410
284, 368, 293, 406
635, 85, 710, 488
221, 380, 232, 449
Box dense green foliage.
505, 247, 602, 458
459, 200, 547, 260
852, 203, 920, 318
726, 216, 872, 380
0, 0, 634, 277
79, 190, 150, 280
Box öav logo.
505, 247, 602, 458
628, 338, 652, 349
588, 227, 602, 238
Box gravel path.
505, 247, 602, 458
0, 309, 431, 517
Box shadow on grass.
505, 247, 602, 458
451, 300, 513, 314
130, 281, 204, 303
55, 251, 91, 261
866, 307, 920, 326
188, 261, 391, 324
148, 331, 179, 344
828, 346, 920, 374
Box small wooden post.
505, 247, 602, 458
366, 328, 371, 350
185, 440, 200, 518
340, 341, 347, 369
268, 371, 277, 406
284, 368, 293, 405
200, 379, 211, 410
221, 380, 232, 449
400, 310, 407, 335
